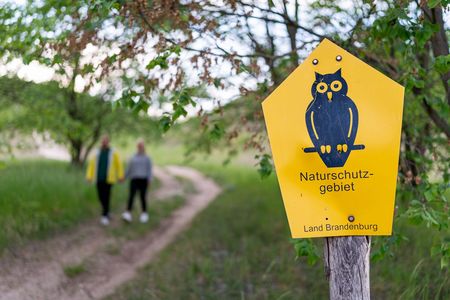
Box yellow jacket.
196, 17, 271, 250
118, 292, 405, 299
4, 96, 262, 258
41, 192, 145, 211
86, 148, 124, 184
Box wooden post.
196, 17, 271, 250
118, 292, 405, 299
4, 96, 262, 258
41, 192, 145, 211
324, 236, 371, 300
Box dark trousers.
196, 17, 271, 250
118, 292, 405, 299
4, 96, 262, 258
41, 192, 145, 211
96, 181, 112, 217
127, 178, 148, 212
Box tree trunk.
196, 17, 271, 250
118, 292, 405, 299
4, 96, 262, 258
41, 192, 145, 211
423, 5, 450, 105
69, 138, 84, 167
324, 236, 371, 300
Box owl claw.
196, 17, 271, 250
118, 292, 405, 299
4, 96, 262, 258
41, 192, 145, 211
320, 145, 332, 153
343, 144, 348, 152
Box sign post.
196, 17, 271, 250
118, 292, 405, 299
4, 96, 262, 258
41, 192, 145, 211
324, 236, 370, 299
262, 39, 404, 299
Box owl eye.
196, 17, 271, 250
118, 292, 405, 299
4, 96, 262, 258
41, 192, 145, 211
330, 80, 342, 92
316, 82, 328, 93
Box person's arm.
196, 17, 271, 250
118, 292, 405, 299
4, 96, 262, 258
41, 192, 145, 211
86, 157, 95, 183
115, 152, 125, 182
125, 158, 131, 180
147, 157, 152, 184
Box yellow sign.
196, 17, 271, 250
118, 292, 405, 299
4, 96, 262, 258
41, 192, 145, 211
262, 39, 404, 238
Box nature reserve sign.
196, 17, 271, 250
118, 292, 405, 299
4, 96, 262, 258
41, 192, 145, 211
262, 39, 404, 238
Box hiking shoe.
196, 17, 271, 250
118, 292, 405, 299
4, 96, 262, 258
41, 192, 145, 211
140, 212, 149, 223
100, 216, 110, 226
122, 211, 133, 223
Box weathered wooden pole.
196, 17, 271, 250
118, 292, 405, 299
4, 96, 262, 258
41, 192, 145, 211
324, 236, 371, 300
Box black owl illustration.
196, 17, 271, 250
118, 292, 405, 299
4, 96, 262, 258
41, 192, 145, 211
303, 69, 364, 168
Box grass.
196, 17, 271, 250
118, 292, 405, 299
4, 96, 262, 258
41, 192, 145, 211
0, 160, 110, 252
108, 164, 310, 300
107, 163, 449, 300
174, 175, 197, 194
63, 262, 87, 278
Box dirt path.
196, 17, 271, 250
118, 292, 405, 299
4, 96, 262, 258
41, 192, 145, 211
0, 166, 221, 300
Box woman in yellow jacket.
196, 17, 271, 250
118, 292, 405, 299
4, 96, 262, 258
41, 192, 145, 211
86, 135, 124, 225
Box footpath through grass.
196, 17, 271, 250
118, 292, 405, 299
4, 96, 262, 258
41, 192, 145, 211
0, 159, 170, 253
108, 162, 449, 300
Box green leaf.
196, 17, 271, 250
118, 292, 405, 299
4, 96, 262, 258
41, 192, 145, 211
441, 256, 449, 269
159, 115, 172, 132
256, 154, 273, 179
170, 45, 181, 55
178, 91, 191, 106
291, 239, 319, 265
434, 55, 450, 75
415, 21, 439, 48
238, 63, 251, 74
428, 0, 442, 8
146, 53, 170, 70
111, 2, 121, 10
107, 54, 118, 64
132, 100, 149, 113
53, 54, 63, 65
210, 123, 225, 141
172, 103, 188, 120
81, 63, 94, 74
424, 189, 434, 202
213, 78, 221, 88
431, 245, 441, 256
257, 81, 269, 94
129, 90, 139, 97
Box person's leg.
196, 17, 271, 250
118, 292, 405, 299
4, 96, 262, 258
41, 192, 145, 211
138, 179, 148, 213
137, 179, 148, 223
104, 183, 111, 217
127, 179, 138, 211
97, 182, 110, 225
96, 182, 107, 216
122, 180, 135, 222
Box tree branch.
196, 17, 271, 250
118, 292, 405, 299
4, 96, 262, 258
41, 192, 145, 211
345, 2, 377, 47
421, 97, 450, 139
421, 5, 450, 106
136, 6, 318, 61
201, 7, 327, 39
414, 39, 450, 139
82, 121, 102, 164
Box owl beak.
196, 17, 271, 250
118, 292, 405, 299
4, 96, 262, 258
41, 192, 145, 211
327, 92, 333, 101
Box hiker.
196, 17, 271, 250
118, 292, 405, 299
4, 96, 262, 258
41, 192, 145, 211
122, 139, 152, 223
86, 134, 124, 225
